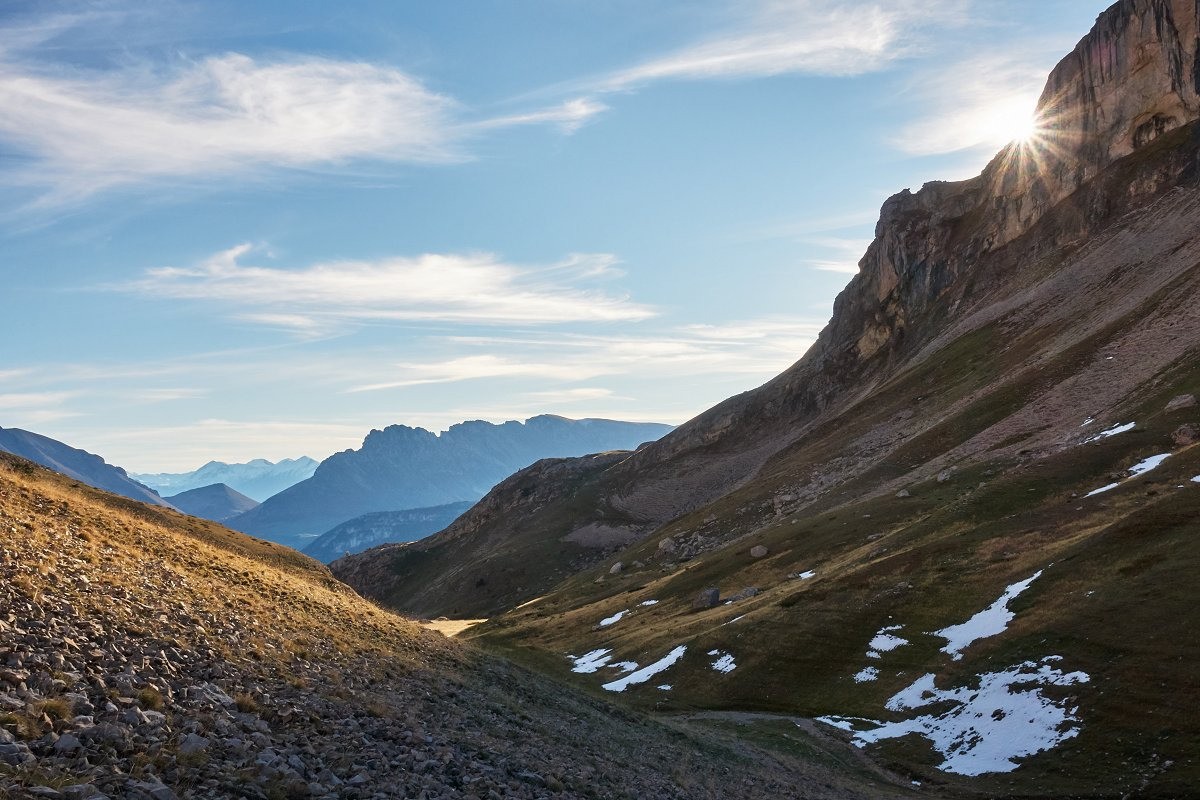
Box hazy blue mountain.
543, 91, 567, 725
303, 501, 473, 563
165, 483, 260, 523
132, 457, 318, 502
0, 426, 172, 508
229, 415, 673, 549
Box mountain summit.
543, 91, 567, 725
229, 415, 673, 548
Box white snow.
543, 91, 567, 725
853, 666, 880, 683
723, 614, 746, 625
934, 570, 1042, 660
1129, 453, 1170, 477
1085, 421, 1135, 442
568, 649, 613, 673
1192, 475, 1200, 483
1085, 452, 1171, 497
869, 625, 909, 654
598, 610, 629, 627
602, 645, 687, 692
707, 649, 736, 673
1080, 417, 1095, 427
798, 570, 816, 580
822, 657, 1090, 776
866, 650, 881, 659
609, 661, 639, 674
639, 599, 660, 606
657, 685, 671, 691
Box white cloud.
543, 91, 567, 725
471, 97, 608, 134
119, 244, 655, 330
595, 0, 968, 90
0, 391, 75, 410
0, 53, 462, 201
346, 355, 605, 393
889, 45, 1071, 157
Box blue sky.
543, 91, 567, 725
0, 0, 1106, 471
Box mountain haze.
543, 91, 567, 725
0, 426, 171, 508
231, 415, 673, 549
165, 483, 259, 523
132, 457, 318, 502
334, 2, 1200, 794
302, 501, 473, 563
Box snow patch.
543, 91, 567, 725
609, 661, 638, 674
568, 649, 612, 674
798, 570, 816, 580
854, 666, 880, 683
657, 685, 671, 691
1085, 422, 1134, 442
723, 614, 746, 625
820, 658, 1090, 776
1085, 452, 1171, 497
869, 626, 909, 654
934, 571, 1042, 660
602, 646, 687, 692
1080, 417, 1095, 427
598, 610, 629, 627
1129, 453, 1170, 477
1192, 475, 1200, 483
639, 599, 659, 606
707, 650, 736, 673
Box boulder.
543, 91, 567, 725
728, 587, 759, 602
608, 562, 623, 575
691, 588, 720, 610
749, 545, 768, 559
1165, 394, 1196, 412
1172, 424, 1198, 446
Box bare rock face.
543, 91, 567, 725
1166, 393, 1197, 411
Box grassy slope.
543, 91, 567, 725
0, 453, 923, 799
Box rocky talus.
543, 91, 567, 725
0, 455, 905, 800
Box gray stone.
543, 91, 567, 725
1165, 393, 1196, 412
54, 732, 83, 753
608, 562, 623, 575
749, 545, 768, 558
728, 587, 759, 602
657, 537, 676, 554
179, 732, 210, 755
895, 488, 911, 498
691, 587, 720, 610
937, 468, 954, 483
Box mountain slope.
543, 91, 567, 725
231, 415, 673, 549
0, 426, 170, 508
165, 482, 259, 522
132, 456, 318, 502
333, 2, 1200, 794
302, 501, 472, 563
0, 452, 911, 800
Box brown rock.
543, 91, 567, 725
1172, 424, 1198, 446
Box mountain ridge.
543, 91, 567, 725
0, 426, 172, 509
230, 414, 674, 549
165, 482, 260, 523
132, 456, 318, 502
331, 2, 1200, 793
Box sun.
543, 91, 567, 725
1007, 112, 1040, 144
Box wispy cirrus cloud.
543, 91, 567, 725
117, 244, 654, 332
0, 9, 605, 204
593, 0, 969, 91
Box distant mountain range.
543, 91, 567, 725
165, 483, 259, 523
0, 427, 171, 508
132, 457, 318, 502
229, 415, 673, 549
302, 502, 473, 563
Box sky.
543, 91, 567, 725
0, 0, 1108, 472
